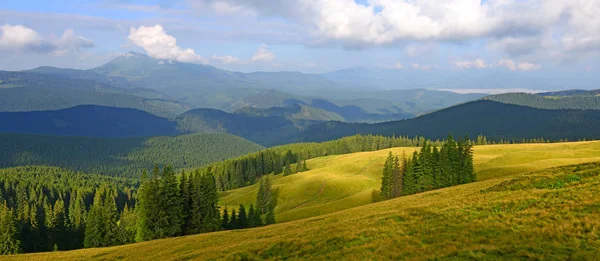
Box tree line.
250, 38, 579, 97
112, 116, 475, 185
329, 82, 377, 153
0, 166, 277, 255
206, 134, 433, 191
376, 135, 476, 201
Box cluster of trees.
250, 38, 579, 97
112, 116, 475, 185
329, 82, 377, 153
223, 176, 277, 230
0, 133, 263, 177
473, 134, 573, 145
0, 166, 137, 254
0, 165, 279, 255
378, 135, 476, 201
207, 134, 431, 191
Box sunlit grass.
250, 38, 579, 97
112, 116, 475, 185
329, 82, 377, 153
6, 141, 600, 260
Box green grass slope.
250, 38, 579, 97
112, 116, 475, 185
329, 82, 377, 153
220, 141, 600, 223
0, 132, 264, 177
9, 152, 600, 260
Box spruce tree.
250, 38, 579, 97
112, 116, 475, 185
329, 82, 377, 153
380, 152, 394, 199
264, 207, 276, 225
229, 209, 238, 229
237, 204, 248, 229
221, 208, 230, 230
0, 202, 21, 255
302, 160, 309, 172
84, 190, 105, 248
283, 161, 292, 176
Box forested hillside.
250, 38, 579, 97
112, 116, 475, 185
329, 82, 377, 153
485, 92, 600, 110
301, 100, 600, 142
0, 105, 179, 138
0, 133, 263, 177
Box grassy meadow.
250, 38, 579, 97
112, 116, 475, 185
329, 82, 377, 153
222, 141, 600, 222
5, 141, 600, 260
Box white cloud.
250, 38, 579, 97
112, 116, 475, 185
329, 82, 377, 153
0, 24, 93, 54
517, 62, 541, 71
252, 44, 276, 62
394, 62, 403, 69
498, 59, 516, 71
0, 24, 40, 49
498, 59, 540, 71
128, 24, 207, 63
411, 63, 431, 70
211, 55, 246, 64
454, 59, 488, 69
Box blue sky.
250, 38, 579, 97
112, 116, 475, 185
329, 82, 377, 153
1, 0, 599, 78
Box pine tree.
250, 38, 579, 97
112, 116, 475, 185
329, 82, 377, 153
221, 207, 230, 230
157, 165, 184, 238
273, 154, 283, 175
380, 152, 394, 199
84, 189, 105, 248
0, 202, 21, 255
102, 193, 119, 247
247, 204, 262, 227
117, 203, 137, 245
264, 207, 276, 225
283, 161, 292, 176
237, 204, 248, 229
302, 160, 309, 172
256, 176, 273, 215
229, 209, 238, 229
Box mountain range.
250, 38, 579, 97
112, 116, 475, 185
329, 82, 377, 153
1, 52, 484, 122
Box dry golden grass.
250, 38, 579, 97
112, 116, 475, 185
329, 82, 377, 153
222, 141, 600, 223
6, 141, 600, 260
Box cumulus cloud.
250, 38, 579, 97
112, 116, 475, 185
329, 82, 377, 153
0, 24, 93, 54
498, 59, 540, 71
454, 59, 488, 69
188, 0, 600, 66
128, 24, 207, 63
394, 62, 403, 69
211, 55, 246, 64
252, 44, 276, 62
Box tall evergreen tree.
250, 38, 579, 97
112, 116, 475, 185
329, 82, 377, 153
237, 204, 248, 229
0, 202, 21, 255
221, 207, 230, 230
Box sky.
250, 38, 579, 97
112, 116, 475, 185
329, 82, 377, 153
0, 0, 599, 76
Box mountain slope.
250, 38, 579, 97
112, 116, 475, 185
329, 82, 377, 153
9, 144, 600, 260
0, 71, 191, 118
0, 132, 264, 177
220, 141, 600, 223
302, 100, 600, 142
0, 105, 178, 138
485, 92, 600, 110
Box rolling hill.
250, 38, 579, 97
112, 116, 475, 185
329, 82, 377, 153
0, 132, 264, 177
220, 141, 600, 222
485, 92, 600, 110
7, 141, 600, 260
0, 105, 179, 138
301, 100, 600, 142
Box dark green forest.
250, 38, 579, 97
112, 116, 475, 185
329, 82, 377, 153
0, 166, 278, 255
377, 135, 475, 201
301, 100, 600, 143
0, 133, 264, 177
485, 93, 600, 110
